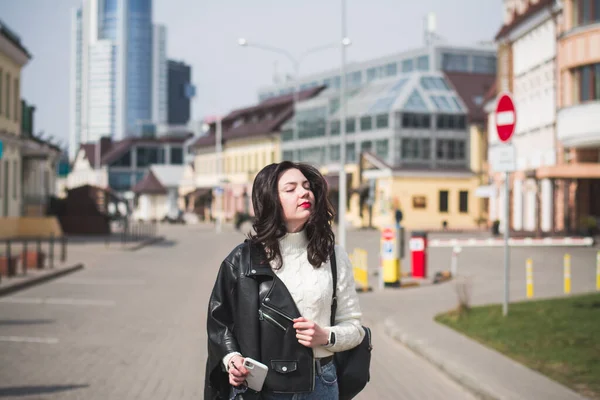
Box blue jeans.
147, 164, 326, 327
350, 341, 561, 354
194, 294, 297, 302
229, 362, 338, 400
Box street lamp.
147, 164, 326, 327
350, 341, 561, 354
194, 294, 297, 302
237, 33, 351, 246
202, 117, 224, 233
237, 37, 350, 157
338, 0, 349, 249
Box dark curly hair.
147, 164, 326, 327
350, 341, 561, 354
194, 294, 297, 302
249, 161, 335, 269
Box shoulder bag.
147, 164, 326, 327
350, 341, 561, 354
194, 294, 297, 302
330, 249, 372, 400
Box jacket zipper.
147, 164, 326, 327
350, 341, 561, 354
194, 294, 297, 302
258, 309, 286, 331
262, 302, 315, 391
262, 303, 294, 322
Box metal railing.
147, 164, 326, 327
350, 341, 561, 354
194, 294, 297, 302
0, 235, 68, 283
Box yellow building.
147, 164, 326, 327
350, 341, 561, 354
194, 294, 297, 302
0, 22, 31, 217
354, 152, 482, 231
190, 88, 324, 221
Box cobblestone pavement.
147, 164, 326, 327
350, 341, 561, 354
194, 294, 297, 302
0, 224, 474, 399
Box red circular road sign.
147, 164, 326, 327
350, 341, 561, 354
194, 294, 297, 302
382, 228, 394, 241
495, 93, 516, 142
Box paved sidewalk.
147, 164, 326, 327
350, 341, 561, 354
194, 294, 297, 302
351, 236, 598, 400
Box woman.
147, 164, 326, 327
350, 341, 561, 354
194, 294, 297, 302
205, 161, 365, 400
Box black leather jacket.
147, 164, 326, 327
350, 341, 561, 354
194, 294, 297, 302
205, 240, 318, 400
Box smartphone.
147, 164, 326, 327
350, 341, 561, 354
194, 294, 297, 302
243, 357, 269, 392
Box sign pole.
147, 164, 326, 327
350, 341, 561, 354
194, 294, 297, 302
503, 169, 510, 316
494, 92, 516, 317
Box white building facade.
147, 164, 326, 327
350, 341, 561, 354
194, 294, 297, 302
69, 0, 156, 160
152, 24, 168, 125
489, 0, 560, 233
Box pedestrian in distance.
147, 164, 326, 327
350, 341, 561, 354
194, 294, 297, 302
205, 161, 365, 400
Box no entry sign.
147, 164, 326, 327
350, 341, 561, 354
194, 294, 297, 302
495, 93, 516, 142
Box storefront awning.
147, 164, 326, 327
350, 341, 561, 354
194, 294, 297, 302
475, 185, 496, 198
536, 163, 600, 179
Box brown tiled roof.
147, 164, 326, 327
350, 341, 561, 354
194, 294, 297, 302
192, 86, 325, 149
0, 22, 32, 59
444, 72, 496, 124
80, 134, 192, 166
132, 170, 167, 195
483, 81, 498, 104
81, 137, 113, 167
495, 0, 553, 40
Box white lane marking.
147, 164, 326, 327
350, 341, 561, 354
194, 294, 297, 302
0, 297, 116, 307
57, 278, 145, 286
0, 336, 59, 344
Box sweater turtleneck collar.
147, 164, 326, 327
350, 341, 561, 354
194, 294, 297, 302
279, 230, 308, 255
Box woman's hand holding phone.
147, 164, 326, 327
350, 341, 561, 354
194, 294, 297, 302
228, 355, 249, 387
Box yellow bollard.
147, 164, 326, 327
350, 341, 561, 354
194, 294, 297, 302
564, 254, 571, 295
352, 248, 371, 292
526, 258, 534, 299
596, 251, 600, 291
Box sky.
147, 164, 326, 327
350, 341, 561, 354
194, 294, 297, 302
0, 0, 503, 145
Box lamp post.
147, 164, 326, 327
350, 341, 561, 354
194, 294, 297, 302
338, 0, 349, 248
238, 30, 351, 246
237, 38, 350, 157
202, 117, 224, 233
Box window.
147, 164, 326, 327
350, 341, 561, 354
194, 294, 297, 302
436, 114, 467, 130
401, 138, 420, 159
459, 191, 468, 213
473, 55, 496, 74
346, 143, 356, 162
436, 139, 466, 161
12, 160, 17, 199
5, 73, 10, 119
283, 150, 294, 161
375, 113, 389, 128
330, 120, 340, 136
571, 0, 600, 28
282, 130, 294, 141
384, 63, 397, 77
14, 78, 19, 122
360, 141, 372, 153
417, 55, 429, 71
136, 147, 162, 167
402, 59, 413, 72
442, 53, 469, 72
439, 190, 449, 212
170, 147, 183, 165
345, 118, 356, 133
360, 116, 372, 131
375, 139, 389, 159
347, 71, 362, 87
330, 145, 340, 161
412, 196, 427, 209
367, 67, 377, 82
401, 113, 431, 128
572, 63, 600, 103
109, 172, 132, 191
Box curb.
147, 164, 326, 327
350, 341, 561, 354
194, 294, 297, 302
126, 236, 165, 251
0, 263, 85, 298
383, 318, 499, 400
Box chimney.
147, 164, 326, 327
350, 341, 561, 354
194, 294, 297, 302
99, 136, 112, 157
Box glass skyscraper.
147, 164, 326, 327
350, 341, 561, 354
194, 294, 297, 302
69, 0, 157, 160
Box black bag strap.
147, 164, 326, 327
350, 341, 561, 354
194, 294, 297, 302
330, 249, 337, 327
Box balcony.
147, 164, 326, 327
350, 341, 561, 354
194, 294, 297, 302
557, 101, 600, 147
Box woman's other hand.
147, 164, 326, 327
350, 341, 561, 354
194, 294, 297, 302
293, 317, 329, 348
228, 355, 249, 387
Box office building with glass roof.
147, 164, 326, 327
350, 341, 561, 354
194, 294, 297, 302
281, 71, 471, 171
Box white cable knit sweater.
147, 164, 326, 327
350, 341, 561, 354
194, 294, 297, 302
223, 231, 365, 368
